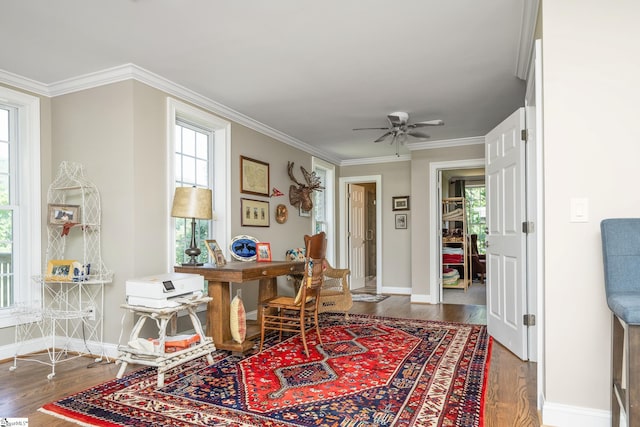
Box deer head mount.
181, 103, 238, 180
287, 161, 324, 211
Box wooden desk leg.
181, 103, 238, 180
207, 280, 230, 347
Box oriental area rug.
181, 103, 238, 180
40, 313, 492, 427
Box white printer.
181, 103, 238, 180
125, 272, 204, 308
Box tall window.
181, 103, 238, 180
167, 98, 230, 271
173, 120, 213, 265
0, 106, 14, 308
0, 87, 41, 327
312, 157, 335, 265
465, 185, 486, 254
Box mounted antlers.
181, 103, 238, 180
287, 161, 324, 211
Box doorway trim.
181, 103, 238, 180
429, 158, 485, 304
339, 175, 382, 294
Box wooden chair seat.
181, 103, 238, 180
260, 232, 327, 357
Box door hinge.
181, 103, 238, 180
522, 221, 535, 234
523, 314, 536, 326
521, 129, 528, 142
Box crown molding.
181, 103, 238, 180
407, 136, 484, 151
341, 154, 411, 167
515, 0, 540, 80
0, 65, 483, 166
0, 64, 343, 165
0, 69, 49, 96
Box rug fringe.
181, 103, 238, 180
38, 408, 94, 427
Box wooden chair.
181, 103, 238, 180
259, 232, 327, 357
285, 249, 352, 317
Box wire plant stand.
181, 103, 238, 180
11, 161, 113, 379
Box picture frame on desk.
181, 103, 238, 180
48, 204, 80, 225
256, 242, 272, 262
205, 240, 226, 266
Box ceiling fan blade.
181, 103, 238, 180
407, 130, 431, 139
353, 127, 391, 131
408, 119, 444, 128
374, 131, 394, 142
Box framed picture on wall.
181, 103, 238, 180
392, 196, 410, 211
395, 213, 408, 229
241, 198, 270, 227
240, 156, 270, 197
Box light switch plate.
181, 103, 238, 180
570, 198, 589, 223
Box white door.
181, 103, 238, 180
485, 108, 528, 360
349, 184, 366, 290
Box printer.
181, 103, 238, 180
125, 272, 204, 308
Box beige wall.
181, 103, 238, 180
0, 80, 318, 346
410, 145, 485, 299
542, 0, 640, 421
339, 161, 412, 290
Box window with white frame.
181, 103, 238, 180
312, 157, 335, 265
0, 87, 41, 328
167, 98, 230, 270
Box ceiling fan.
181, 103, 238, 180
353, 111, 444, 155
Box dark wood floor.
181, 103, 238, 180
0, 296, 539, 426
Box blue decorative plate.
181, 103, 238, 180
229, 235, 259, 261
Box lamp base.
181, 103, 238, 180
181, 261, 204, 267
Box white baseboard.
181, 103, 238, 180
1, 336, 120, 364
381, 286, 411, 295
542, 400, 609, 427
410, 294, 432, 304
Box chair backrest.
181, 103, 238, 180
303, 232, 327, 290
601, 218, 640, 297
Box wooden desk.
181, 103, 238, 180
175, 261, 304, 353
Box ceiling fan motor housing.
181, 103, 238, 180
388, 111, 409, 125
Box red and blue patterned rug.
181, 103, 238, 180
40, 313, 492, 426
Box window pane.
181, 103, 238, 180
0, 142, 8, 174
195, 159, 208, 186
0, 109, 8, 141
0, 175, 8, 205
182, 127, 196, 157
196, 132, 208, 158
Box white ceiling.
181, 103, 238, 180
0, 0, 532, 163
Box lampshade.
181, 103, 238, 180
171, 187, 213, 220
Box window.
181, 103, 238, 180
0, 87, 41, 327
167, 98, 230, 270
312, 157, 335, 265
465, 185, 486, 254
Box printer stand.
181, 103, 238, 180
116, 295, 215, 387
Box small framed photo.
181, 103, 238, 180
240, 156, 270, 197
241, 198, 270, 227
48, 204, 80, 225
395, 213, 408, 229
45, 259, 77, 282
299, 206, 311, 217
205, 240, 226, 266
256, 242, 272, 262
392, 196, 410, 211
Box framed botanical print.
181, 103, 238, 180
241, 198, 270, 227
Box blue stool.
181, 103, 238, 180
601, 219, 640, 426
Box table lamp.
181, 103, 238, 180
171, 186, 213, 266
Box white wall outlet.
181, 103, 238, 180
87, 305, 96, 321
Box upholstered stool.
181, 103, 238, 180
601, 219, 640, 426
